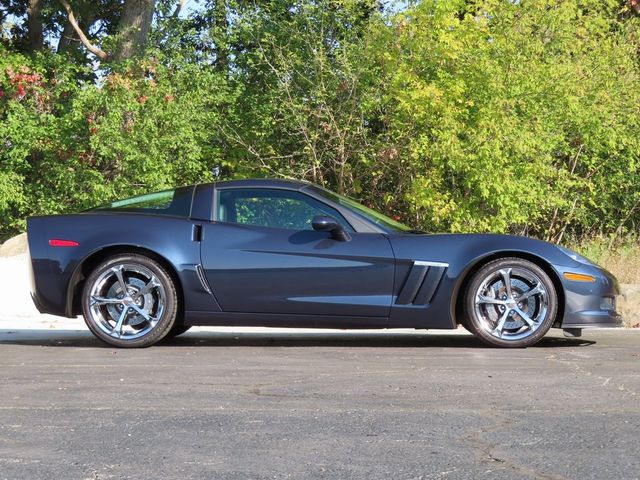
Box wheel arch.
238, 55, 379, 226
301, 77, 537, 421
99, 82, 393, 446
66, 245, 185, 320
451, 251, 565, 328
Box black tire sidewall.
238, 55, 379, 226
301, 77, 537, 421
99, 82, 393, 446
81, 254, 178, 348
166, 324, 191, 338
463, 257, 558, 348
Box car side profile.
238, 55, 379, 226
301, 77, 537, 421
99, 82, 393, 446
27, 179, 621, 348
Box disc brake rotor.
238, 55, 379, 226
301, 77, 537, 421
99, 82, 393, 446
490, 278, 534, 331
105, 277, 154, 328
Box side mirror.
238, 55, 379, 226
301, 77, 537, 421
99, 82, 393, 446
312, 215, 351, 241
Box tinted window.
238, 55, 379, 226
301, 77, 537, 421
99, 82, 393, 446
308, 186, 411, 232
90, 186, 194, 217
217, 188, 352, 231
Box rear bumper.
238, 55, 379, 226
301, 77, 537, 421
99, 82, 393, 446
30, 291, 47, 315
559, 264, 623, 329
27, 236, 47, 315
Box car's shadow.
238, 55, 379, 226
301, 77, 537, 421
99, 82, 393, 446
0, 329, 596, 348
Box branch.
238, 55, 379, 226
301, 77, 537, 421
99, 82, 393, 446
59, 0, 108, 61
172, 0, 187, 18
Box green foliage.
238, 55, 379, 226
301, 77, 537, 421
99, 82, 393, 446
376, 0, 640, 239
1, 0, 640, 245
0, 49, 230, 238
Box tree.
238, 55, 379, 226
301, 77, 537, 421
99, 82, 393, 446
1, 0, 640, 245
5, 0, 163, 63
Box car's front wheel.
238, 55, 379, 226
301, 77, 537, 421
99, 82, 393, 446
81, 254, 178, 348
463, 257, 557, 348
166, 324, 191, 338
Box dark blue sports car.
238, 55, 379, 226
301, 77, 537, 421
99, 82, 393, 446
27, 179, 621, 348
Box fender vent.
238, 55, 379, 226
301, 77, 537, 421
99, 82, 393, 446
396, 261, 448, 305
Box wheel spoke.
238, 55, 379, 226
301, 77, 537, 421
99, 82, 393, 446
500, 268, 513, 298
130, 304, 151, 321
133, 277, 158, 300
492, 309, 510, 338
477, 295, 506, 306
112, 308, 128, 338
515, 307, 535, 328
113, 265, 129, 295
517, 283, 544, 303
91, 296, 121, 306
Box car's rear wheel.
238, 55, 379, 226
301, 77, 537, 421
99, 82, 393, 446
81, 254, 178, 348
463, 257, 557, 348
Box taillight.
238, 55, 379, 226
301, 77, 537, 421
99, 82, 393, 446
49, 239, 79, 247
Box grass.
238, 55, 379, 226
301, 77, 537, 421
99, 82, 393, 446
570, 235, 640, 284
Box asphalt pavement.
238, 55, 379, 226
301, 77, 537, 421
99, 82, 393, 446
0, 327, 638, 480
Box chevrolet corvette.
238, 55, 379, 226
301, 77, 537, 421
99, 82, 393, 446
27, 179, 621, 347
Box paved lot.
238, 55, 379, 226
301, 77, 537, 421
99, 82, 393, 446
0, 327, 638, 480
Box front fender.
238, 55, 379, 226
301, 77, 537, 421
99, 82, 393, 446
386, 233, 582, 329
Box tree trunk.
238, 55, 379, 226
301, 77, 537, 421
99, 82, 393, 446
214, 1, 228, 74
27, 0, 44, 52
57, 19, 76, 53
114, 0, 156, 62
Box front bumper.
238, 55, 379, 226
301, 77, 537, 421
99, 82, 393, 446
558, 264, 623, 329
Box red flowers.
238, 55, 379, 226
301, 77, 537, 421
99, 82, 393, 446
5, 66, 43, 100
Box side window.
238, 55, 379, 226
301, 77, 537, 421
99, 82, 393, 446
217, 189, 353, 231
90, 186, 194, 217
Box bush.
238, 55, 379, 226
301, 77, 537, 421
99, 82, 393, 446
1, 0, 639, 247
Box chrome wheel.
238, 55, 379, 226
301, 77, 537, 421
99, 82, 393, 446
464, 257, 557, 348
87, 263, 166, 340
474, 267, 548, 340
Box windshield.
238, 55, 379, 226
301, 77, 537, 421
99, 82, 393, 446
308, 186, 411, 232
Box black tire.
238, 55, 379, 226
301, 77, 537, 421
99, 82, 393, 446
463, 257, 557, 348
81, 254, 178, 348
166, 324, 191, 338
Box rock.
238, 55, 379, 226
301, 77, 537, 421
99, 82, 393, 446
0, 233, 28, 257
618, 284, 640, 328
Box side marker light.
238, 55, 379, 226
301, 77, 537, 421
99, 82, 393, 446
563, 272, 596, 283
49, 239, 79, 247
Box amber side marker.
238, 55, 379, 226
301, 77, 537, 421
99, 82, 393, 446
563, 272, 596, 282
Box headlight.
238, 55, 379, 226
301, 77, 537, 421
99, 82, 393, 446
557, 246, 596, 266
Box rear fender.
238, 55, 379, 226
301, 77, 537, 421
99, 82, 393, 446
27, 214, 220, 317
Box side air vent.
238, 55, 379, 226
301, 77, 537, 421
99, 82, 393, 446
195, 264, 212, 294
396, 261, 448, 305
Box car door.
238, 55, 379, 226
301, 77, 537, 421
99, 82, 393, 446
200, 187, 395, 321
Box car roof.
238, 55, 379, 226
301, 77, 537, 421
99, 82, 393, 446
205, 178, 312, 190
